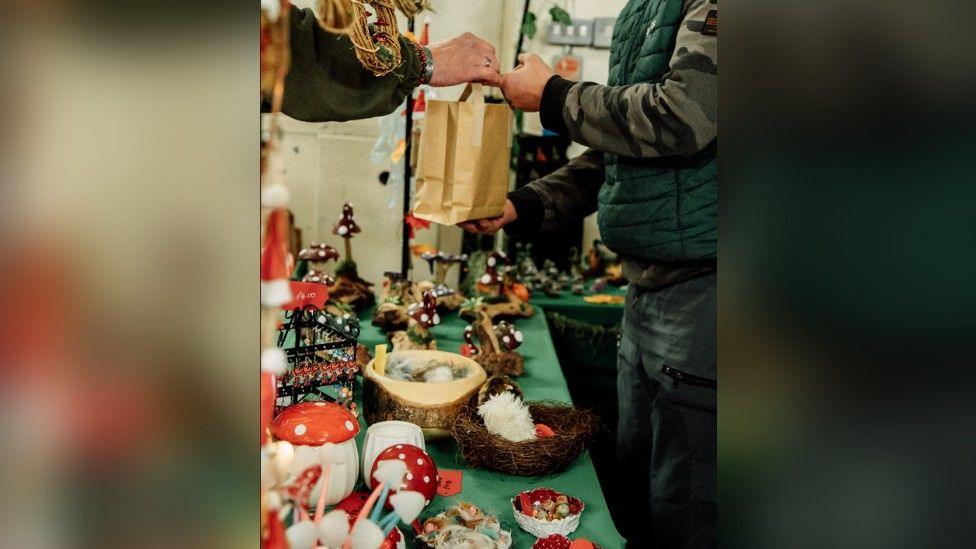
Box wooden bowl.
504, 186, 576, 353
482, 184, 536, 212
364, 350, 487, 440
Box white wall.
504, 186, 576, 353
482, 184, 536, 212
279, 1, 628, 282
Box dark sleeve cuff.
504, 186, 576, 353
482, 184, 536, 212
505, 186, 545, 236
539, 75, 574, 135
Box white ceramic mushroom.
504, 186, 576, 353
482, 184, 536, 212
361, 421, 425, 486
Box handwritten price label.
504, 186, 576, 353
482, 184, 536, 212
282, 281, 329, 310
437, 469, 463, 497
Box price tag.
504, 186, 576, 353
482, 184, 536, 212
281, 281, 328, 310
437, 469, 463, 497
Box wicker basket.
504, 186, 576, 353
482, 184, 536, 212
451, 402, 600, 476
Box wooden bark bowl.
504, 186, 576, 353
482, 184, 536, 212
364, 350, 487, 441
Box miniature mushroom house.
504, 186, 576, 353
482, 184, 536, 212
332, 202, 362, 269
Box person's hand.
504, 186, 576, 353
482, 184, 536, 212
428, 32, 501, 87
458, 200, 518, 235
500, 53, 555, 111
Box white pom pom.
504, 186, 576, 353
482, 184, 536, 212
389, 491, 426, 524
261, 279, 292, 308
318, 510, 351, 548
261, 0, 281, 21
320, 442, 344, 466
487, 257, 496, 267
285, 520, 317, 549
261, 347, 288, 376
261, 183, 290, 208
349, 519, 385, 549
270, 440, 294, 478
372, 459, 407, 487
477, 392, 537, 442
432, 313, 440, 325
514, 331, 524, 343
479, 274, 492, 284
338, 226, 348, 235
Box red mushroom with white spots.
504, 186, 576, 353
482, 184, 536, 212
332, 202, 362, 263
302, 269, 335, 287
407, 290, 440, 329
494, 321, 524, 352
462, 324, 480, 357
271, 401, 361, 506
478, 251, 509, 295
298, 243, 340, 273
368, 443, 439, 509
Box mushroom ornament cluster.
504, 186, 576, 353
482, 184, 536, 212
462, 251, 534, 321
417, 250, 468, 311
463, 310, 526, 377
390, 290, 439, 351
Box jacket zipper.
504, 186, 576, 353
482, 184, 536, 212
662, 364, 716, 389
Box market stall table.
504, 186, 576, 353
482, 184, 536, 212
353, 304, 626, 548
528, 284, 627, 328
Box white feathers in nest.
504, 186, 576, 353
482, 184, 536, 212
477, 392, 537, 442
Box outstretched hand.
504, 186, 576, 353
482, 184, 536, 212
500, 53, 555, 111
428, 32, 501, 87
457, 200, 518, 235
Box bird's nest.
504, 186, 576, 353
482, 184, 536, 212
451, 402, 600, 476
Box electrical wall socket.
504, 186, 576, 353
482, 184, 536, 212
592, 17, 616, 48
546, 18, 595, 47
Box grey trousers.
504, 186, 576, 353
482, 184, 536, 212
616, 273, 716, 548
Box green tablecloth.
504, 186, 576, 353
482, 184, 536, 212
528, 285, 627, 328
354, 306, 626, 548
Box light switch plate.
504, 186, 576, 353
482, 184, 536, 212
546, 18, 595, 47
592, 17, 616, 48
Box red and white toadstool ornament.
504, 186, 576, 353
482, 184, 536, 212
333, 202, 362, 265
302, 269, 335, 287
406, 290, 440, 329
493, 321, 524, 352
461, 324, 480, 357
479, 251, 509, 294
368, 443, 438, 508
298, 243, 340, 272
271, 401, 361, 506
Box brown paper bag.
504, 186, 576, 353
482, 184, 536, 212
413, 84, 512, 225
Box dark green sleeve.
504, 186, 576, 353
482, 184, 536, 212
280, 6, 421, 122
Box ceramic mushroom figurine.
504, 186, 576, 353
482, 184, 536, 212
332, 202, 362, 272
372, 271, 421, 332
468, 310, 525, 377
302, 269, 335, 287
477, 251, 508, 298
460, 324, 480, 358
391, 290, 440, 351
462, 251, 535, 321
298, 243, 340, 273
418, 251, 467, 311
271, 401, 361, 507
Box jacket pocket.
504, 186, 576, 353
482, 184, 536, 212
661, 364, 716, 389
